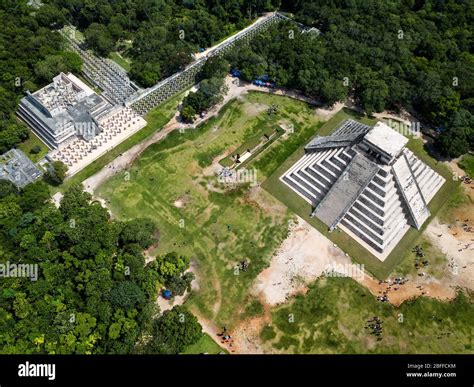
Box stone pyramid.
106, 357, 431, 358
281, 119, 445, 259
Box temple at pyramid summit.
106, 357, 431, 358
280, 119, 445, 260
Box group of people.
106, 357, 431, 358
217, 327, 236, 353
364, 316, 383, 340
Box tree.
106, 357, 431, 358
19, 181, 50, 212
180, 104, 196, 123
198, 57, 229, 81
0, 180, 164, 354
84, 23, 115, 56
44, 161, 68, 186
30, 145, 42, 154
153, 252, 190, 283
166, 272, 194, 297
0, 180, 18, 198
130, 61, 161, 88
35, 4, 67, 29
143, 306, 202, 354
0, 123, 29, 154
119, 218, 156, 249
109, 281, 146, 311
59, 183, 92, 219
435, 109, 474, 158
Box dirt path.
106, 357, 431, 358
193, 313, 235, 353
82, 111, 181, 195
84, 75, 342, 196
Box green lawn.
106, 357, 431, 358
96, 92, 327, 327
458, 153, 474, 177
393, 236, 449, 279
182, 333, 226, 354
261, 109, 460, 279
109, 51, 131, 72
219, 124, 284, 169
17, 130, 48, 163
263, 276, 474, 354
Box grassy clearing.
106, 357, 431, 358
17, 130, 48, 163
458, 153, 474, 177
97, 92, 324, 326
437, 184, 472, 225
393, 236, 448, 279
264, 277, 474, 354
181, 333, 225, 354
108, 51, 131, 72
262, 108, 460, 279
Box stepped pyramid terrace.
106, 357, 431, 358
280, 119, 445, 260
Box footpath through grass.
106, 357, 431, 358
96, 92, 324, 326
57, 92, 185, 193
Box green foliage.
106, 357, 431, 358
109, 281, 146, 311
458, 154, 474, 178
152, 252, 190, 284
44, 161, 68, 186
0, 1, 70, 152
84, 23, 115, 56
30, 145, 42, 155
435, 109, 474, 157
143, 306, 202, 354
197, 57, 229, 82
19, 181, 50, 213
0, 180, 18, 198
180, 105, 197, 123
260, 325, 276, 342
166, 272, 194, 297
48, 0, 276, 87
119, 218, 156, 249
0, 183, 161, 354
229, 0, 474, 156
181, 67, 227, 121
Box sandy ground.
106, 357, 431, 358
254, 216, 353, 306
229, 211, 469, 353
51, 192, 63, 208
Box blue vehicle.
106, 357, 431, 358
162, 289, 172, 300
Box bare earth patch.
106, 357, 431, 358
253, 216, 352, 306
173, 197, 187, 208
425, 217, 474, 291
